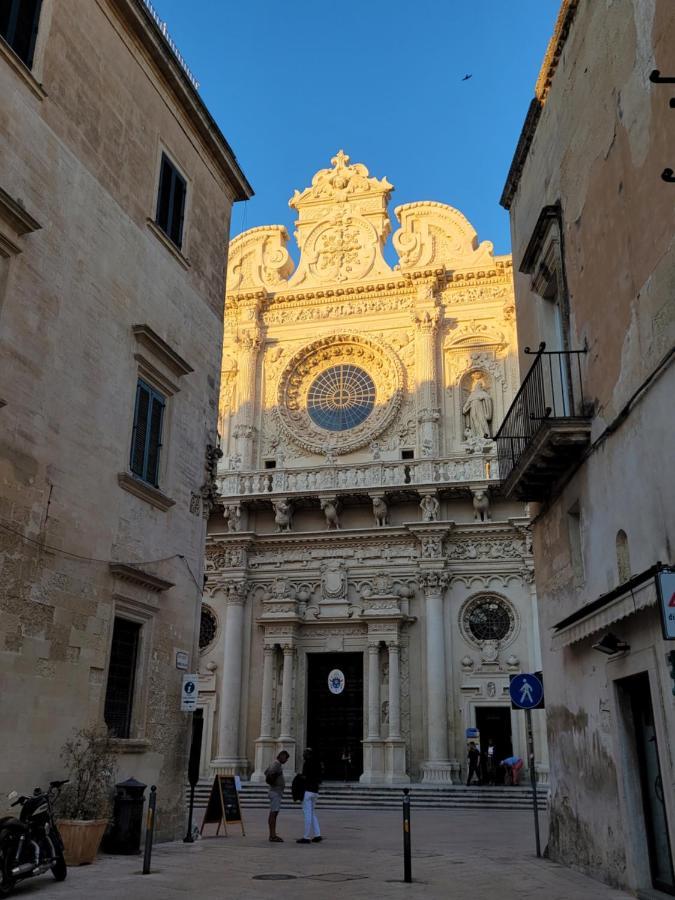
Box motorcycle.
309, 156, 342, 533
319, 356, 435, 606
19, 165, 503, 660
0, 780, 69, 896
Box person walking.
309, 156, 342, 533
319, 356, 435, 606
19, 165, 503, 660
500, 755, 524, 785
296, 747, 323, 844
265, 750, 290, 842
466, 741, 481, 785
484, 738, 497, 784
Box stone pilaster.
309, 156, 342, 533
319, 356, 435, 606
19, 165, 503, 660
232, 321, 261, 469
361, 641, 385, 784
419, 570, 454, 783
212, 582, 249, 775
251, 644, 277, 782
277, 644, 296, 769
412, 285, 441, 456
385, 640, 409, 784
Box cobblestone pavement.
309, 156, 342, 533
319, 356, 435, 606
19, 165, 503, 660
12, 808, 632, 899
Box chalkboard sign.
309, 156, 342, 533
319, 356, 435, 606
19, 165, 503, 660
200, 776, 245, 837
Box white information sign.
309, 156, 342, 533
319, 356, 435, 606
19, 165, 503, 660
658, 570, 675, 640
181, 674, 199, 711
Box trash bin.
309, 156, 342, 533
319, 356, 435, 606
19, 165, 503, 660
102, 777, 147, 854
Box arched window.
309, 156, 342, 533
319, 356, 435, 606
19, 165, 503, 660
616, 530, 631, 583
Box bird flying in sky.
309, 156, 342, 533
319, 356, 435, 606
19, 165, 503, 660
462, 74, 473, 81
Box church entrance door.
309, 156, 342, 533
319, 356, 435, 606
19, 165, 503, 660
476, 706, 513, 784
306, 652, 363, 780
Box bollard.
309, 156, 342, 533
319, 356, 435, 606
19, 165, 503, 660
402, 788, 412, 883
142, 785, 157, 875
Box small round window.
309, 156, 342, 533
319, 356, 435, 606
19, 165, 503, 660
307, 365, 376, 431
199, 606, 217, 651
466, 596, 513, 643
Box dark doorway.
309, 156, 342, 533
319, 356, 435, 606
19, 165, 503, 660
306, 653, 363, 780
475, 706, 513, 785
621, 672, 675, 895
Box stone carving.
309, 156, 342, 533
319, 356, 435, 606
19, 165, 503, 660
463, 372, 493, 439
481, 640, 499, 664
487, 681, 497, 697
275, 333, 405, 457
472, 489, 491, 522
320, 497, 341, 530
419, 494, 440, 522
205, 544, 245, 569
446, 537, 525, 561
460, 655, 474, 671
321, 559, 348, 600
273, 499, 293, 532
506, 654, 520, 671
227, 225, 295, 293
264, 294, 414, 325
223, 503, 241, 533
372, 496, 389, 527
420, 571, 451, 593
419, 534, 444, 559
393, 201, 495, 271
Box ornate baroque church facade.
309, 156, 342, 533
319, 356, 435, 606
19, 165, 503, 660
200, 152, 548, 785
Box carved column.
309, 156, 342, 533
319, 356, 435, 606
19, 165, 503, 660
276, 644, 297, 770
420, 571, 455, 783
412, 287, 441, 457
212, 583, 248, 775
232, 318, 262, 469
360, 641, 385, 784
385, 639, 409, 784
252, 644, 277, 782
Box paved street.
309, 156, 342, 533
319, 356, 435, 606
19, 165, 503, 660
12, 808, 631, 899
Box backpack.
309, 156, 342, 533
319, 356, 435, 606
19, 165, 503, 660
264, 766, 276, 786
291, 773, 306, 802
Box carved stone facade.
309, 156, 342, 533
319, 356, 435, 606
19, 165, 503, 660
203, 153, 548, 784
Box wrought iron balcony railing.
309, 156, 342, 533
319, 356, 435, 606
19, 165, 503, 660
495, 342, 590, 498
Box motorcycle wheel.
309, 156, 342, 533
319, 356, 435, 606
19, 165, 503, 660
51, 852, 67, 882
0, 852, 14, 897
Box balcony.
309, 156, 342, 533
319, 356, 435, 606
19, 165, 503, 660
217, 454, 497, 502
495, 343, 591, 501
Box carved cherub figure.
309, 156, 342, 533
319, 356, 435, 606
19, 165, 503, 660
320, 498, 341, 530
273, 499, 293, 532
372, 496, 389, 527
419, 494, 440, 523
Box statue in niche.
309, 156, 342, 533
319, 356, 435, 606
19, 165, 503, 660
419, 494, 440, 522
463, 372, 493, 439
372, 496, 389, 527
223, 503, 241, 533
472, 489, 491, 522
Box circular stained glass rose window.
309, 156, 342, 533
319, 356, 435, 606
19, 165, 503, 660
307, 365, 376, 431
199, 606, 217, 651
466, 597, 512, 643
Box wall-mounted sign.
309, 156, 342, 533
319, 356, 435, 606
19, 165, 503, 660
657, 570, 675, 640
176, 650, 189, 670
181, 674, 199, 712
327, 669, 346, 695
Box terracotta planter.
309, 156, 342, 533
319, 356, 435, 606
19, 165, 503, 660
57, 819, 108, 865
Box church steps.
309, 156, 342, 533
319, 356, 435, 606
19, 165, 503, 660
186, 780, 547, 811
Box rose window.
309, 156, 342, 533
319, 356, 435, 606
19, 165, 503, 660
307, 365, 376, 431
465, 597, 513, 642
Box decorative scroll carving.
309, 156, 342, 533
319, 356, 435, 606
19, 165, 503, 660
393, 202, 495, 270
228, 225, 295, 292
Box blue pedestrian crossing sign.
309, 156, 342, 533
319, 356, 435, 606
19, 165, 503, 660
509, 672, 544, 710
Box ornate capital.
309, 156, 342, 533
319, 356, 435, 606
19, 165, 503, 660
281, 643, 296, 655
420, 570, 450, 594
413, 306, 441, 333
226, 581, 247, 606
368, 641, 381, 653
387, 640, 401, 652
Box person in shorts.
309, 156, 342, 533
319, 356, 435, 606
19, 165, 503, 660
265, 750, 290, 842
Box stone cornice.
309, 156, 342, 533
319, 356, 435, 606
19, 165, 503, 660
132, 324, 194, 376
109, 563, 175, 592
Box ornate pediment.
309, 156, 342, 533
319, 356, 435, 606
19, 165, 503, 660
227, 225, 295, 292
393, 202, 495, 271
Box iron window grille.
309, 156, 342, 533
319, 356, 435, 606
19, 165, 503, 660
155, 153, 187, 249
130, 379, 165, 487
0, 0, 42, 68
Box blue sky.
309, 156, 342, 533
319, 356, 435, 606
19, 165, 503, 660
151, 0, 560, 258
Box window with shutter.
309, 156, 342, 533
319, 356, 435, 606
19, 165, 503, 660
1, 0, 43, 69
130, 379, 165, 486
155, 154, 187, 249
104, 618, 141, 739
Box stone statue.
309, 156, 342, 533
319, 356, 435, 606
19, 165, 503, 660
472, 489, 491, 522
463, 374, 493, 439
419, 494, 440, 522
372, 496, 389, 527
273, 498, 293, 532
320, 498, 341, 530
223, 503, 241, 533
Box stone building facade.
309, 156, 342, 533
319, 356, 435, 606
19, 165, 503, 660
0, 0, 251, 839
498, 0, 675, 893
201, 152, 548, 786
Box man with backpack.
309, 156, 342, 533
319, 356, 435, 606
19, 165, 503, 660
265, 750, 290, 842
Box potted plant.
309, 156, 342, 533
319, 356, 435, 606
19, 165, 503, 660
55, 726, 115, 865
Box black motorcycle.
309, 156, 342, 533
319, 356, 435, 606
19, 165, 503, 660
0, 780, 69, 896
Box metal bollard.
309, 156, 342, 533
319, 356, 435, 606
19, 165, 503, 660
142, 785, 157, 875
402, 788, 412, 883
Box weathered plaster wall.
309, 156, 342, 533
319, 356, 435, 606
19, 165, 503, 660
0, 0, 246, 839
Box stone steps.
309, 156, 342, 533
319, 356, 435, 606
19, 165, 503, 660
186, 780, 547, 811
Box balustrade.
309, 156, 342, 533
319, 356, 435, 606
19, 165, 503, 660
217, 454, 497, 499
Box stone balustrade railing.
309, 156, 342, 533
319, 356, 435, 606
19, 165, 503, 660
216, 454, 498, 499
